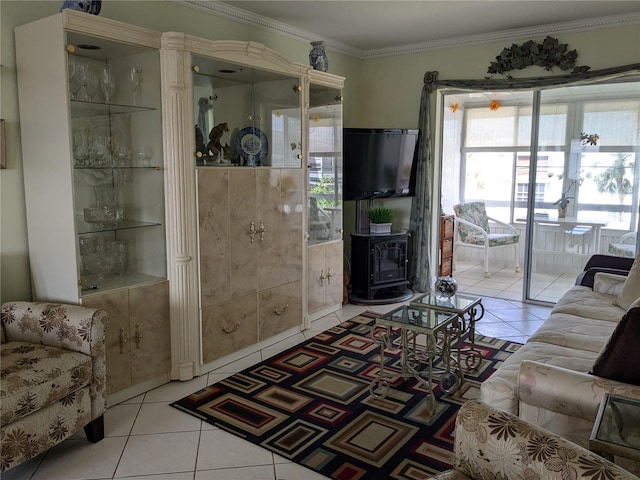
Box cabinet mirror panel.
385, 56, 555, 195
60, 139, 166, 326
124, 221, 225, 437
66, 33, 166, 295
308, 84, 343, 245
192, 56, 302, 167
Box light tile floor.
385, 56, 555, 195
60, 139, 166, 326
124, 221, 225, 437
4, 272, 555, 480
454, 260, 577, 304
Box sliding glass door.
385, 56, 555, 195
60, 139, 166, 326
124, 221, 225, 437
441, 78, 639, 304
527, 84, 640, 301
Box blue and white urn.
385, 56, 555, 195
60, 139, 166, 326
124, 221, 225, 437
309, 41, 328, 72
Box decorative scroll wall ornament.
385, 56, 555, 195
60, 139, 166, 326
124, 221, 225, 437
486, 36, 591, 79
424, 71, 438, 93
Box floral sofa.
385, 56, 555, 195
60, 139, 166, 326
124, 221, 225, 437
0, 301, 108, 471
430, 400, 635, 480
480, 254, 640, 473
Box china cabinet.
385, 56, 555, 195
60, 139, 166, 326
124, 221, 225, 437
161, 34, 344, 378
16, 11, 170, 398
307, 78, 344, 321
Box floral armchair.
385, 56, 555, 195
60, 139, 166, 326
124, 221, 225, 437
453, 202, 520, 277
1, 301, 108, 472
430, 400, 635, 480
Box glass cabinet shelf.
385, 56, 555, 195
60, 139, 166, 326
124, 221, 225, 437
80, 272, 165, 294
70, 100, 157, 117
76, 218, 163, 235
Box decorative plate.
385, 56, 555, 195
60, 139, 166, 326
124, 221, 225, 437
235, 127, 268, 166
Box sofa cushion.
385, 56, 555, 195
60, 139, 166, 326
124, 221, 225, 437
552, 286, 625, 322
527, 312, 617, 353
615, 253, 640, 310
0, 341, 92, 425
591, 306, 640, 386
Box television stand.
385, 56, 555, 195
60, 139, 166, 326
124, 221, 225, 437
349, 231, 412, 305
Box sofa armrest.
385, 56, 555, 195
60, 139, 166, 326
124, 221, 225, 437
454, 400, 633, 479
518, 360, 640, 422
1, 301, 108, 420
1, 301, 106, 355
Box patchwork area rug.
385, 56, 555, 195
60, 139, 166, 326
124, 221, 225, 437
171, 311, 521, 479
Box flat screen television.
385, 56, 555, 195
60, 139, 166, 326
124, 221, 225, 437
343, 128, 419, 201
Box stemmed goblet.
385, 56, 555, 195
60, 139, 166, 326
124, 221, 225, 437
85, 64, 99, 102
100, 64, 116, 103
128, 66, 141, 105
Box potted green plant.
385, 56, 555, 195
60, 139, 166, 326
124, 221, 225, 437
367, 206, 394, 234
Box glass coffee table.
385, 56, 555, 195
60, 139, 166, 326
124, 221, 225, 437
589, 393, 640, 462
411, 292, 484, 371
369, 305, 462, 416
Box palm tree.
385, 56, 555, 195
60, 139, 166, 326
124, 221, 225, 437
594, 153, 634, 220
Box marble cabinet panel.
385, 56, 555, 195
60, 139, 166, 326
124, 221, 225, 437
83, 288, 131, 395
82, 280, 170, 395
201, 294, 258, 364
256, 169, 304, 292
325, 241, 344, 309
130, 281, 171, 385
307, 241, 343, 318
258, 280, 303, 340
307, 244, 327, 315
197, 167, 304, 363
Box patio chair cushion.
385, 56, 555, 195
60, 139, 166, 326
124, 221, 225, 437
463, 232, 519, 246
454, 202, 490, 241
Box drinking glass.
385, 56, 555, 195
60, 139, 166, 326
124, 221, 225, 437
137, 147, 152, 167
68, 56, 81, 100
85, 64, 99, 102
78, 61, 90, 101
100, 64, 116, 103
128, 66, 141, 105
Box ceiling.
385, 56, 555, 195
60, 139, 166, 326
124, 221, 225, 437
200, 1, 640, 57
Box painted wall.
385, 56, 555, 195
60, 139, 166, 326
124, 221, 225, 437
1, 1, 638, 302
342, 24, 640, 257
0, 0, 361, 303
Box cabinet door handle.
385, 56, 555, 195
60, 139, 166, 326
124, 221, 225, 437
249, 221, 256, 243
222, 321, 241, 333
274, 304, 289, 315
134, 323, 143, 349
327, 267, 333, 285
119, 327, 128, 354
319, 269, 325, 287
258, 220, 266, 241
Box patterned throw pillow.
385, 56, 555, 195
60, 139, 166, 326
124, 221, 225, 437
591, 306, 640, 385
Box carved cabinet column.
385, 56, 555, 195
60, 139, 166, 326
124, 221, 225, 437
160, 33, 201, 380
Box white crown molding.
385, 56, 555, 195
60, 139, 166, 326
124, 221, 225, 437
364, 13, 640, 59
171, 1, 640, 60
170, 0, 363, 57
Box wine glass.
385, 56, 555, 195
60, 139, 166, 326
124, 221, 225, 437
100, 64, 116, 103
68, 56, 81, 100
136, 145, 152, 167
128, 66, 141, 105
77, 61, 90, 101
85, 64, 99, 102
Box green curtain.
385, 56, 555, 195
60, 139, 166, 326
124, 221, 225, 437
409, 64, 640, 292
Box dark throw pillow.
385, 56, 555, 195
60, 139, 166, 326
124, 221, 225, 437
591, 306, 640, 386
